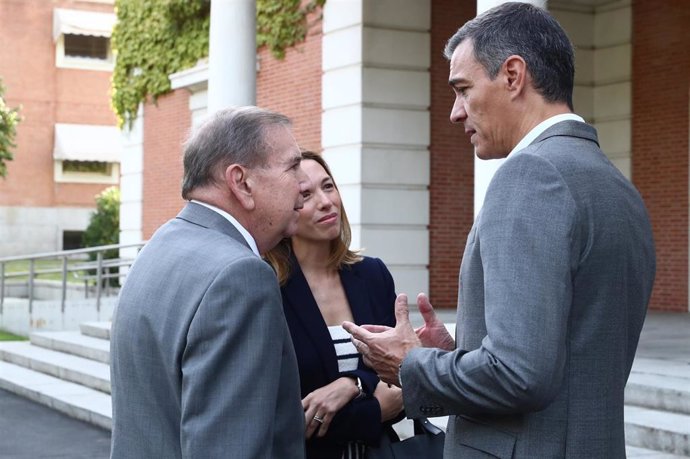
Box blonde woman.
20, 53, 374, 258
265, 151, 403, 459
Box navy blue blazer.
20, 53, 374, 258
281, 255, 397, 459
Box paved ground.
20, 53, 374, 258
0, 388, 110, 459
0, 310, 687, 458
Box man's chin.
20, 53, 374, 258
283, 222, 299, 239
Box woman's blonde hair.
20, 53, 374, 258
264, 151, 362, 285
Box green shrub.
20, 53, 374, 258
0, 78, 21, 178
83, 187, 120, 285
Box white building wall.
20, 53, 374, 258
322, 0, 431, 299
0, 206, 93, 257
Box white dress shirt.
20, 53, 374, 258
191, 200, 260, 257
509, 113, 585, 157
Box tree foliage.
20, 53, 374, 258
82, 186, 120, 260
111, 0, 325, 128
0, 78, 20, 178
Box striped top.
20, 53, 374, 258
327, 325, 366, 459
328, 325, 360, 373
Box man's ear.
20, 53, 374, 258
225, 164, 255, 210
503, 55, 527, 99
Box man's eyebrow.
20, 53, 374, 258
449, 77, 468, 87
287, 155, 301, 168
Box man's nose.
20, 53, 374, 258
450, 99, 466, 124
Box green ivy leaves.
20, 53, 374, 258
111, 0, 325, 129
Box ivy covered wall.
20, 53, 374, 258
111, 0, 324, 128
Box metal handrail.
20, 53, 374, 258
0, 242, 146, 314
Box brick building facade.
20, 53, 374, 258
0, 0, 120, 256
124, 0, 689, 313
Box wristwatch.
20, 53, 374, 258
353, 376, 365, 399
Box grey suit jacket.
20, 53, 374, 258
401, 121, 655, 458
110, 202, 305, 458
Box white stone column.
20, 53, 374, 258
321, 0, 431, 298
473, 0, 546, 217
119, 104, 144, 268
208, 0, 255, 114
551, 1, 632, 180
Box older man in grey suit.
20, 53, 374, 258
345, 3, 656, 458
110, 106, 308, 458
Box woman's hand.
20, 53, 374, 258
373, 381, 404, 422
302, 377, 360, 438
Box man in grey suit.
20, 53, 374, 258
110, 106, 308, 458
344, 3, 656, 458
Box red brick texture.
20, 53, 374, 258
256, 10, 322, 152
428, 0, 476, 309
0, 0, 117, 208
142, 91, 190, 239
632, 1, 690, 312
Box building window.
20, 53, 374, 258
53, 8, 116, 71
62, 160, 111, 175
52, 123, 121, 184
55, 160, 119, 184
63, 231, 85, 251
63, 34, 109, 60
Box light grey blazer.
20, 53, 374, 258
401, 121, 656, 458
110, 202, 305, 459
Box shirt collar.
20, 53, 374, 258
509, 113, 585, 157
190, 200, 260, 257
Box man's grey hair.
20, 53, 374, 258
444, 2, 575, 110
181, 106, 292, 200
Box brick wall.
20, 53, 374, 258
256, 10, 322, 153
632, 1, 690, 312
0, 0, 117, 208
142, 90, 190, 239
428, 0, 476, 309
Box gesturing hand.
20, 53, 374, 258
342, 294, 421, 386
415, 293, 455, 351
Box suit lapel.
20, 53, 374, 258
340, 265, 375, 326
282, 259, 340, 378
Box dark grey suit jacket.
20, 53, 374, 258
110, 202, 305, 458
401, 121, 656, 458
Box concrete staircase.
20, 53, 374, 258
624, 357, 690, 457
0, 322, 112, 430
0, 322, 688, 458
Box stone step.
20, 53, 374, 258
625, 405, 690, 457
0, 360, 111, 430
0, 341, 110, 394
80, 321, 111, 340
626, 357, 690, 416
627, 446, 690, 458
31, 330, 110, 364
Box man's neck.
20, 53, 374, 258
513, 101, 572, 146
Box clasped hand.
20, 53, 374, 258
342, 293, 454, 387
